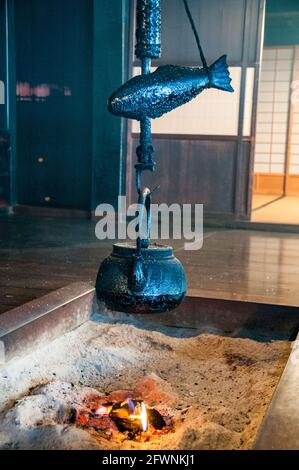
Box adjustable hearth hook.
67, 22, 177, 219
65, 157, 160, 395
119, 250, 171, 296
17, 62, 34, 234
130, 188, 151, 293
133, 0, 161, 271
96, 0, 233, 313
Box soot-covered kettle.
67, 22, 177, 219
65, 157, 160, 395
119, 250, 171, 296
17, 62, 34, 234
96, 189, 187, 314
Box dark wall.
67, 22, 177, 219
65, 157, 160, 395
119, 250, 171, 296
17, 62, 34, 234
91, 0, 130, 211
15, 0, 93, 210
0, 1, 10, 209
156, 0, 259, 66
131, 137, 237, 212
265, 0, 299, 46
13, 0, 129, 211
0, 132, 10, 209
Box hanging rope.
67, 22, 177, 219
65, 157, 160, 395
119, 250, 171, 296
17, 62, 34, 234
182, 0, 208, 71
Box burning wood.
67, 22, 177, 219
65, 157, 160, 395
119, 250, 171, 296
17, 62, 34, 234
109, 399, 149, 434
73, 395, 171, 441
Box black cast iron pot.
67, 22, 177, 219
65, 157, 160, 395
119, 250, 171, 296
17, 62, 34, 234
96, 242, 187, 314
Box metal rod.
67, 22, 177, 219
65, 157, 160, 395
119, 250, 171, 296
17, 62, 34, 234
134, 0, 161, 253
140, 56, 152, 172
137, 57, 154, 174
136, 58, 152, 254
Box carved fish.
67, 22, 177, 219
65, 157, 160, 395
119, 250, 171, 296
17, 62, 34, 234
108, 55, 234, 121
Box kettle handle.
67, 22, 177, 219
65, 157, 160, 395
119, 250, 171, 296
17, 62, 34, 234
130, 187, 151, 292
137, 187, 151, 252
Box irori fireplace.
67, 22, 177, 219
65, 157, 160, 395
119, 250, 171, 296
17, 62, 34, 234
0, 282, 298, 450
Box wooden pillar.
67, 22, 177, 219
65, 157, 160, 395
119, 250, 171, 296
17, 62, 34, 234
235, 0, 266, 219
91, 0, 131, 211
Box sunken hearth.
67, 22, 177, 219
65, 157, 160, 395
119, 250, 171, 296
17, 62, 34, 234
0, 317, 290, 450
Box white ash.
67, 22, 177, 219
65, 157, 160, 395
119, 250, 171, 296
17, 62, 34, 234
0, 318, 290, 450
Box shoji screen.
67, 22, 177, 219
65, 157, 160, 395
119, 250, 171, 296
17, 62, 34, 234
254, 47, 294, 194
286, 46, 299, 194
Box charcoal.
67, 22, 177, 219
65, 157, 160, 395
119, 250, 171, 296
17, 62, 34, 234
147, 408, 166, 430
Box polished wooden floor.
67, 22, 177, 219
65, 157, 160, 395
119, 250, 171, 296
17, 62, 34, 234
1, 214, 299, 313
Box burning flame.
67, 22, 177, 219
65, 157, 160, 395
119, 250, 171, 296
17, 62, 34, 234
126, 399, 148, 432
95, 399, 149, 433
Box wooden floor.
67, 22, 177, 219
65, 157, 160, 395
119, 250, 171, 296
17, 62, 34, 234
252, 194, 280, 211
252, 196, 299, 225
1, 214, 299, 314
